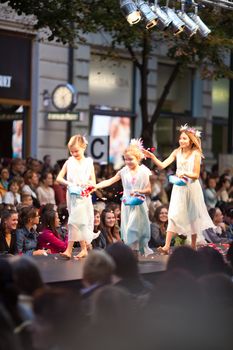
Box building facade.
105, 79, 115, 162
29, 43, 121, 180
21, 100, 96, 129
0, 4, 231, 170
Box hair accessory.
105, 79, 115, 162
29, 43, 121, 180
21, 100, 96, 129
180, 124, 201, 138
82, 135, 88, 145
130, 138, 144, 150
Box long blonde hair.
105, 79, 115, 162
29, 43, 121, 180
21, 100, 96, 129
180, 130, 204, 158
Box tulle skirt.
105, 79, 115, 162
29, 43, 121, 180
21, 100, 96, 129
67, 194, 94, 244
167, 180, 215, 240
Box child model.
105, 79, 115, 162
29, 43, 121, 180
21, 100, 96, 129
96, 139, 153, 256
56, 135, 96, 259
143, 124, 215, 254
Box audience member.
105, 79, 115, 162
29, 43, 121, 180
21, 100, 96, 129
16, 206, 45, 256
0, 209, 18, 255
38, 209, 67, 253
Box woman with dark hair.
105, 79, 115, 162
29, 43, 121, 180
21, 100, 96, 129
3, 179, 21, 206
16, 206, 46, 256
100, 209, 121, 246
106, 242, 152, 306
0, 209, 18, 255
91, 209, 107, 249
149, 204, 169, 248
38, 210, 68, 253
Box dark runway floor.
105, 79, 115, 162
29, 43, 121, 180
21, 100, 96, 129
32, 251, 168, 287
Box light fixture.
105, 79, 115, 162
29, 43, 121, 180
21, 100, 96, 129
151, 1, 172, 30
188, 4, 211, 37
176, 1, 199, 37
136, 0, 158, 29
162, 6, 185, 35
120, 0, 141, 25
42, 89, 51, 108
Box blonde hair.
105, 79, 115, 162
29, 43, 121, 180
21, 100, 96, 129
67, 134, 87, 150
124, 145, 144, 162
180, 130, 204, 157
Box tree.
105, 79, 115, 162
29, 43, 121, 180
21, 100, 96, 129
2, 0, 233, 147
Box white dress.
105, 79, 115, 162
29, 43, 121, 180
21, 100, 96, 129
119, 164, 152, 254
168, 149, 215, 240
66, 156, 94, 244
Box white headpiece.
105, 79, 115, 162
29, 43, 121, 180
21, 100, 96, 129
129, 138, 144, 150
180, 124, 202, 138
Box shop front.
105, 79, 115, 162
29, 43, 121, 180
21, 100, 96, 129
0, 30, 32, 159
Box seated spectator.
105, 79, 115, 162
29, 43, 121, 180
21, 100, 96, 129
216, 174, 232, 203
149, 204, 169, 248
0, 209, 18, 255
0, 167, 10, 198
3, 179, 21, 206
9, 158, 25, 180
203, 207, 229, 243
81, 250, 115, 298
100, 209, 121, 246
10, 255, 44, 321
166, 246, 202, 278
37, 171, 56, 206
20, 193, 33, 207
91, 209, 107, 249
87, 285, 136, 350
198, 246, 230, 276
22, 170, 40, 208
38, 209, 67, 253
203, 175, 218, 209
106, 202, 121, 228
0, 257, 32, 350
106, 242, 152, 307
41, 154, 53, 173
32, 288, 84, 350
16, 206, 46, 256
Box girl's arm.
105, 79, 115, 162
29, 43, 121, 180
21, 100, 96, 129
143, 149, 177, 170
96, 173, 121, 190
88, 164, 96, 186
131, 182, 151, 196
178, 152, 201, 180
56, 162, 69, 186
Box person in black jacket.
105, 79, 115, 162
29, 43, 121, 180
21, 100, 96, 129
0, 209, 18, 256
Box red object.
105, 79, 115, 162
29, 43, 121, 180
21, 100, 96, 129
81, 185, 95, 197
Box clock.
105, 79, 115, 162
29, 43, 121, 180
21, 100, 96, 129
51, 83, 78, 111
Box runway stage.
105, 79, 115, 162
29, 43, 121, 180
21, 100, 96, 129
33, 252, 169, 288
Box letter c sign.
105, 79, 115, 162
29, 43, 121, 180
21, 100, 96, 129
87, 136, 109, 163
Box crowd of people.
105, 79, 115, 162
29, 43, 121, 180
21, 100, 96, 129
0, 128, 233, 349
1, 242, 233, 350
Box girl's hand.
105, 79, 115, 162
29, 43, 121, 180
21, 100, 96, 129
142, 149, 155, 159
130, 190, 139, 196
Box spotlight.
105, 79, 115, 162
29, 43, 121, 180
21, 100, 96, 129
162, 7, 185, 35
176, 10, 198, 37
151, 4, 172, 30
188, 13, 211, 37
120, 0, 141, 25
137, 0, 158, 29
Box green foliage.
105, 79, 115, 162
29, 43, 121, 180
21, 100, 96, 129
2, 0, 233, 78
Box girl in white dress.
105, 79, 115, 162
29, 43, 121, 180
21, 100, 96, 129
96, 140, 153, 256
56, 135, 96, 259
143, 124, 215, 254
